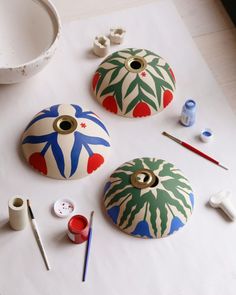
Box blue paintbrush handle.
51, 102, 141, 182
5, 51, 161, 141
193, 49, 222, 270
82, 228, 92, 282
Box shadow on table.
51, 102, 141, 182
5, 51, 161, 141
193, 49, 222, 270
205, 201, 232, 222
0, 219, 11, 233
53, 231, 71, 247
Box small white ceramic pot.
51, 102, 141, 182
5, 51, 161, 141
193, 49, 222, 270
92, 48, 176, 118
21, 104, 111, 180
0, 0, 61, 84
104, 157, 194, 238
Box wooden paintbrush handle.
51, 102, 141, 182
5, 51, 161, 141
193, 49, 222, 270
182, 142, 219, 165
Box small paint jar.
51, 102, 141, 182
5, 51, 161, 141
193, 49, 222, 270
200, 128, 213, 143
180, 99, 196, 127
68, 215, 89, 244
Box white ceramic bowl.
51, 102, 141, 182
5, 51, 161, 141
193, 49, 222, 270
0, 0, 61, 84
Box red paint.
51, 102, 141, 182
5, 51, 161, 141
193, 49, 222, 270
70, 216, 87, 232
163, 90, 173, 108
92, 72, 100, 91
87, 153, 104, 174
102, 96, 118, 114
80, 122, 87, 128
133, 101, 151, 117
68, 215, 89, 244
29, 152, 47, 175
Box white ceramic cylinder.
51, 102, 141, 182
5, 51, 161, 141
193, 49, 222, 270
109, 27, 126, 44
93, 36, 110, 57
8, 197, 28, 230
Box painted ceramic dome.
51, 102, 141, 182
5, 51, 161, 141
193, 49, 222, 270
21, 104, 111, 180
104, 157, 194, 238
92, 48, 176, 118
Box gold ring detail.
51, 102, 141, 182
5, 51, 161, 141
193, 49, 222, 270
53, 115, 78, 134
130, 169, 157, 189
125, 56, 147, 73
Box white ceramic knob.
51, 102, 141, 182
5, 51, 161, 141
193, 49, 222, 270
93, 36, 110, 57
209, 191, 236, 221
109, 27, 126, 44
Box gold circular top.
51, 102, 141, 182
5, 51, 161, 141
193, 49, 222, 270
125, 56, 147, 73
53, 115, 78, 134
130, 169, 157, 189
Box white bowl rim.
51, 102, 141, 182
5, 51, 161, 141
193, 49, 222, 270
0, 0, 61, 70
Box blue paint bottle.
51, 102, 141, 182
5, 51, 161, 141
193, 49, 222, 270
180, 99, 196, 127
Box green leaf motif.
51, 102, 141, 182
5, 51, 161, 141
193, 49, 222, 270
124, 76, 138, 98
125, 96, 139, 114
100, 84, 115, 96
139, 89, 158, 111
109, 67, 122, 84
109, 60, 124, 67
138, 76, 156, 97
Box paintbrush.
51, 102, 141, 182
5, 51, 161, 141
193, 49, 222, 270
27, 199, 51, 271
82, 211, 94, 282
162, 131, 228, 170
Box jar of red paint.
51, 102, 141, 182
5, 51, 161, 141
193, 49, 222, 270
68, 215, 89, 244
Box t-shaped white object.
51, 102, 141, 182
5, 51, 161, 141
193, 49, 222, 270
209, 191, 236, 221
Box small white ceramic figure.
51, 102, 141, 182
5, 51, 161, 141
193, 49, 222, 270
209, 191, 236, 221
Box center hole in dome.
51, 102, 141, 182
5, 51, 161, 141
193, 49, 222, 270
59, 120, 72, 131
130, 60, 142, 70
143, 174, 159, 187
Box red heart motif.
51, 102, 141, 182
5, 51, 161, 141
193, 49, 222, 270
133, 101, 151, 117
29, 152, 47, 175
163, 90, 173, 108
87, 153, 104, 174
92, 72, 100, 91
102, 96, 118, 114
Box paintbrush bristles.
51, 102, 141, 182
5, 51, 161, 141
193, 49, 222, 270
90, 211, 95, 228
27, 199, 34, 219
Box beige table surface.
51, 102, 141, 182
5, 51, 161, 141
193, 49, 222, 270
0, 1, 235, 295
53, 0, 236, 114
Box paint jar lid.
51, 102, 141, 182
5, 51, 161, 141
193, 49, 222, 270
185, 99, 196, 110
200, 128, 213, 142
53, 198, 75, 218
68, 215, 88, 234
92, 48, 176, 118
103, 157, 194, 239
21, 104, 111, 180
